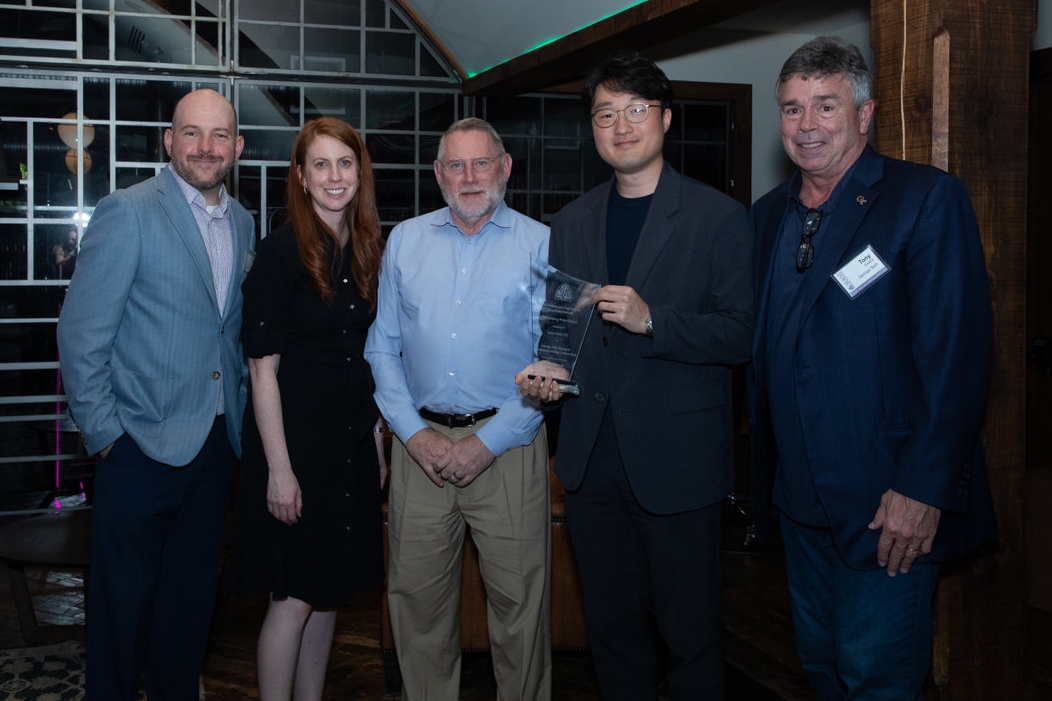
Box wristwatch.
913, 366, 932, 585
645, 315, 653, 336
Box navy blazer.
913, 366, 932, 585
749, 146, 997, 568
57, 167, 255, 466
549, 164, 754, 515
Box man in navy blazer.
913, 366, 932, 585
518, 53, 753, 700
57, 89, 255, 701
749, 37, 997, 700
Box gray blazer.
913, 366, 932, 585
549, 164, 754, 515
57, 166, 255, 466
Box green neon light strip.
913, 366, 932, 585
465, 0, 648, 78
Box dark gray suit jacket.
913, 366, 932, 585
548, 163, 754, 515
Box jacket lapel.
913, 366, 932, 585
157, 167, 222, 316
578, 182, 610, 285
752, 185, 790, 374
222, 210, 249, 319
792, 150, 882, 333
624, 163, 677, 293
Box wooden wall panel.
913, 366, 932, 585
870, 1, 1035, 698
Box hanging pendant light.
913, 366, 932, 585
57, 112, 96, 174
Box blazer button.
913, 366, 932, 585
212, 371, 221, 379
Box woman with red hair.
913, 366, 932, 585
233, 117, 385, 701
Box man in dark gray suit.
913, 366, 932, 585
517, 53, 753, 701
57, 89, 255, 701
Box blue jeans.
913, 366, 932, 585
780, 515, 940, 701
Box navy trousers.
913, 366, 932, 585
85, 418, 234, 701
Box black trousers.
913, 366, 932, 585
565, 412, 724, 701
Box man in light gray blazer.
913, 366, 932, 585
57, 89, 255, 701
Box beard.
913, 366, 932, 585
442, 176, 508, 227
170, 155, 234, 193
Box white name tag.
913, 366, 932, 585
832, 245, 890, 299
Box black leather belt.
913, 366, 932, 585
418, 407, 498, 428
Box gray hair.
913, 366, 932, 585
437, 117, 505, 161
777, 36, 873, 110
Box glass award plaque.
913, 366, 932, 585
531, 265, 600, 396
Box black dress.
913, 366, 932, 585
231, 224, 383, 608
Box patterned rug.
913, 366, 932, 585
0, 641, 88, 701
0, 642, 161, 700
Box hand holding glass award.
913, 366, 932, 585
529, 265, 601, 396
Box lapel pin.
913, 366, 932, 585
856, 195, 867, 206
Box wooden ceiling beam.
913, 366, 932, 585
461, 0, 782, 96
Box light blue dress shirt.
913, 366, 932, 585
365, 201, 550, 457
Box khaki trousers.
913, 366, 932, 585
387, 418, 551, 701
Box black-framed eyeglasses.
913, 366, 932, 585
590, 103, 661, 128
438, 154, 504, 176
796, 208, 823, 273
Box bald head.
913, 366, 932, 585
164, 89, 243, 204
172, 90, 236, 131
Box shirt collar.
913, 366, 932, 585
429, 200, 512, 235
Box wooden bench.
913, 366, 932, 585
0, 508, 91, 644
379, 468, 589, 692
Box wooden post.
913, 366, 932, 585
870, 1, 1034, 698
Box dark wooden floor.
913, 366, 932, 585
1, 509, 1049, 699
0, 503, 807, 700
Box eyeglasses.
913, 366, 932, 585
590, 103, 661, 129
796, 208, 823, 273
438, 154, 504, 176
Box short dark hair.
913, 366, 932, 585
777, 36, 873, 109
583, 51, 673, 114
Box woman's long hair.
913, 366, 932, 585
285, 117, 383, 308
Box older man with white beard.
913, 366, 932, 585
365, 117, 552, 701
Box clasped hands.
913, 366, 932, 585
406, 429, 495, 488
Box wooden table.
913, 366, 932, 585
0, 508, 91, 643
